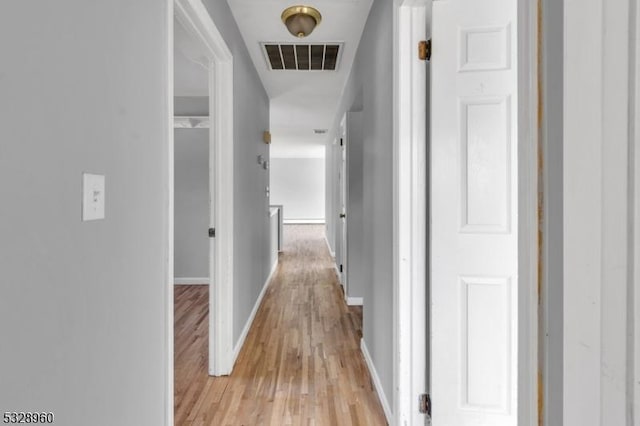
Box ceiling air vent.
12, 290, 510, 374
263, 43, 343, 71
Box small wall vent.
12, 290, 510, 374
262, 43, 343, 71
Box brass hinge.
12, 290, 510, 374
419, 393, 431, 417
418, 39, 431, 61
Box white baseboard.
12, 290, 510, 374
269, 258, 278, 281
283, 219, 326, 224
361, 339, 393, 425
232, 259, 279, 363
346, 296, 363, 306
174, 277, 209, 285
324, 234, 336, 257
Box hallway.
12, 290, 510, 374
174, 225, 387, 425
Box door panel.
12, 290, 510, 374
339, 133, 347, 287
334, 130, 347, 288
431, 0, 518, 424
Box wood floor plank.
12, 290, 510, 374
174, 225, 387, 425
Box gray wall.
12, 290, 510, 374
325, 143, 337, 252
270, 158, 325, 221
0, 1, 169, 424
202, 0, 271, 344
174, 128, 209, 280
174, 97, 209, 281
346, 112, 365, 300
327, 0, 395, 403
540, 0, 563, 423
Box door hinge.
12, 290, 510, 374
340, 138, 344, 146
418, 39, 431, 61
208, 227, 215, 238
419, 393, 431, 417
339, 264, 343, 273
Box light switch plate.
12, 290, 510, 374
82, 173, 105, 221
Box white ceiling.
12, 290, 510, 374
227, 0, 373, 157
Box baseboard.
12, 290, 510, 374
283, 219, 326, 224
232, 259, 279, 363
324, 234, 336, 257
346, 296, 363, 306
269, 257, 278, 281
361, 339, 393, 425
174, 277, 209, 285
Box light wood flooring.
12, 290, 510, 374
174, 225, 387, 425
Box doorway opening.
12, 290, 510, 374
166, 0, 235, 423
392, 0, 539, 425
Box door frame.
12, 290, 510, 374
165, 1, 235, 423
338, 114, 348, 290
391, 2, 428, 425
391, 0, 539, 425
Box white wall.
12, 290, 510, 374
563, 0, 639, 424
270, 157, 325, 222
0, 1, 169, 424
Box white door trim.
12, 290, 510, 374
392, 0, 539, 425
166, 3, 235, 423
392, 1, 428, 425
339, 114, 348, 292
174, 0, 234, 378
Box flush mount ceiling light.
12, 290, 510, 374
281, 6, 322, 38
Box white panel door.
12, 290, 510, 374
339, 134, 348, 287
430, 0, 518, 425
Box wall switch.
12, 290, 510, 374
82, 173, 105, 221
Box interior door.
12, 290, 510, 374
208, 98, 215, 307
338, 126, 348, 288
340, 135, 348, 287
430, 0, 518, 424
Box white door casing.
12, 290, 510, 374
392, 1, 429, 425
431, 0, 518, 424
340, 130, 347, 288
334, 138, 342, 277
173, 0, 234, 381
336, 116, 348, 288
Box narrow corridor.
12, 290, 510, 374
174, 225, 387, 425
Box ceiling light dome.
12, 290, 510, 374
281, 6, 322, 38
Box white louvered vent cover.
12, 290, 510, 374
262, 43, 343, 71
